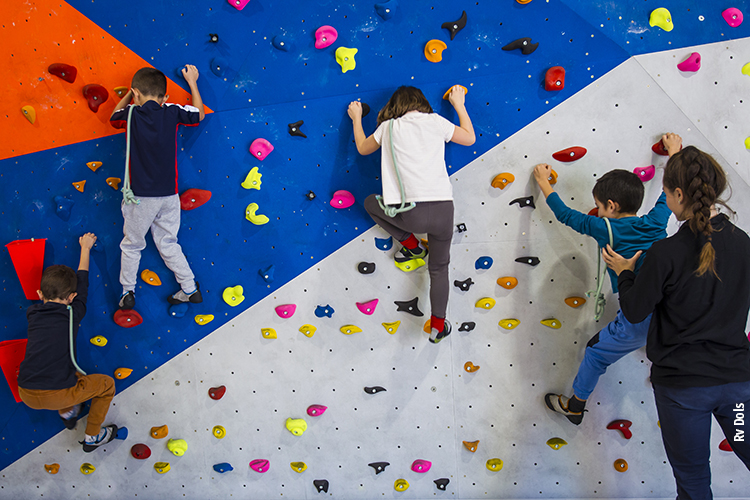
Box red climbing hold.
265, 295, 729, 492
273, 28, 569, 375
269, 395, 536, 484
114, 309, 143, 328
0, 339, 28, 403
652, 139, 669, 156
545, 66, 565, 91
588, 207, 599, 217
82, 84, 109, 113
180, 189, 212, 211
719, 438, 733, 452
552, 146, 587, 162
5, 239, 46, 300
208, 385, 226, 400
48, 63, 77, 83
131, 443, 152, 460
607, 419, 633, 439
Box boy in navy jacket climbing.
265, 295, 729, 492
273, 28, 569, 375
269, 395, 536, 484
534, 133, 679, 425
109, 65, 205, 310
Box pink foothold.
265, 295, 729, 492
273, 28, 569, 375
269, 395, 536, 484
227, 0, 251, 10
723, 8, 744, 27
315, 25, 338, 49
249, 459, 270, 473
275, 304, 297, 318
411, 459, 432, 473
307, 404, 328, 417
677, 52, 701, 72
356, 299, 379, 315
330, 190, 355, 209
249, 138, 274, 161
633, 165, 655, 182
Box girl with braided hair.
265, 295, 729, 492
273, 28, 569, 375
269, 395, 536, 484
603, 146, 750, 499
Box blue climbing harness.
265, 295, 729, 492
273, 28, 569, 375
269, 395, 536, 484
376, 119, 416, 217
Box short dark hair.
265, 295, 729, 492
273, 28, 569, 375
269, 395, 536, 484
40, 265, 77, 300
592, 169, 645, 214
131, 67, 167, 98
377, 86, 433, 126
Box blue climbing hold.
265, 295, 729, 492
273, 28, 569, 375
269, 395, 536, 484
272, 35, 293, 52
375, 0, 398, 20
210, 57, 227, 77
475, 256, 493, 270
375, 236, 393, 251
259, 265, 275, 283
315, 305, 335, 318
54, 196, 74, 221
213, 462, 234, 473
169, 303, 189, 318
115, 427, 129, 440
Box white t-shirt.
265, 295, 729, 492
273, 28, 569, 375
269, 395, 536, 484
372, 111, 456, 205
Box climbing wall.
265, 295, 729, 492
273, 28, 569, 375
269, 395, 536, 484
2, 0, 750, 498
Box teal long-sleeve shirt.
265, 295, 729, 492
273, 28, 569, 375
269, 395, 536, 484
545, 191, 670, 293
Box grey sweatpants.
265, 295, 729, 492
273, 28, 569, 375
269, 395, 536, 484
364, 194, 454, 318
120, 194, 196, 294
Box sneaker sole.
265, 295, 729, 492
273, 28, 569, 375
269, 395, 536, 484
82, 424, 118, 453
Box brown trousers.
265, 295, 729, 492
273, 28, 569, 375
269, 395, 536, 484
19, 373, 115, 436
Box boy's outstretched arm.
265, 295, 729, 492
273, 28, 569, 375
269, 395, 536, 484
448, 86, 475, 146
110, 89, 133, 120
182, 65, 205, 121
533, 163, 555, 198
78, 233, 96, 272
347, 102, 379, 155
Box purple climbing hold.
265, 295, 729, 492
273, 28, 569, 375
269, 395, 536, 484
375, 236, 393, 250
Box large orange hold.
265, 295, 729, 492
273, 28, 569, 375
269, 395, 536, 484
151, 425, 169, 439
564, 296, 586, 308
463, 440, 479, 452
491, 173, 515, 189
424, 40, 448, 63
497, 277, 518, 289
44, 463, 60, 474
442, 85, 468, 100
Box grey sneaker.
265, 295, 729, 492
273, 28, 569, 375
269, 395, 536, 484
81, 424, 118, 452
168, 282, 203, 305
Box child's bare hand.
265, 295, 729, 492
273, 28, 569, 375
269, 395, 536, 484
662, 132, 682, 156
448, 85, 466, 108
533, 163, 552, 186
80, 233, 97, 250
181, 65, 200, 85
347, 101, 363, 120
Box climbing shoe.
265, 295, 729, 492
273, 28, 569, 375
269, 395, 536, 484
59, 403, 83, 430
429, 321, 452, 344
395, 245, 428, 263
168, 282, 203, 305
81, 424, 118, 453
118, 291, 135, 310
544, 393, 586, 425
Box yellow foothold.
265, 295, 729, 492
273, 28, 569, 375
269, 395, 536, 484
285, 417, 307, 436
464, 361, 480, 373
422, 319, 432, 333
290, 461, 307, 473
491, 172, 515, 189
114, 367, 133, 379
565, 296, 586, 308
340, 324, 362, 335
541, 318, 562, 329
499, 318, 520, 330
546, 437, 568, 450
486, 458, 504, 471
475, 297, 496, 310
195, 314, 215, 325
167, 438, 188, 456
261, 328, 277, 339
657, 420, 661, 428
548, 169, 558, 185
44, 463, 60, 474
151, 424, 169, 439
299, 324, 316, 338
245, 202, 269, 225
442, 84, 468, 100
90, 335, 108, 347
424, 39, 447, 62
212, 425, 226, 439
153, 462, 171, 474
497, 276, 518, 289
382, 321, 401, 334
140, 269, 162, 286
222, 285, 245, 307
394, 258, 425, 272
72, 180, 86, 192
335, 47, 358, 73
745, 136, 750, 149
463, 440, 479, 452
394, 479, 410, 491
241, 167, 262, 190
22, 105, 37, 124
86, 161, 103, 172
649, 7, 674, 32
113, 86, 129, 98
743, 62, 750, 77
106, 177, 121, 190
614, 458, 628, 472
80, 463, 95, 475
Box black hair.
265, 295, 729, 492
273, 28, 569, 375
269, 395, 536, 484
592, 169, 645, 214
40, 265, 77, 301
131, 67, 167, 98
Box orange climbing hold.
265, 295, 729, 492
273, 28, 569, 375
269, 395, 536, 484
150, 425, 169, 439
497, 277, 518, 289
113, 86, 129, 98
44, 463, 60, 474
106, 177, 121, 190
564, 296, 586, 308
423, 319, 432, 333
21, 105, 36, 124
87, 161, 103, 172
491, 172, 515, 189
548, 169, 558, 185
72, 180, 86, 192
442, 85, 468, 100
141, 269, 162, 286
114, 367, 133, 380
464, 361, 480, 373
613, 459, 628, 472
424, 39, 448, 63
463, 440, 479, 452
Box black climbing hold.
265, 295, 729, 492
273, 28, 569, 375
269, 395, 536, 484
368, 462, 390, 474
441, 11, 467, 41
456, 222, 467, 232
458, 322, 476, 332
502, 37, 539, 55
515, 256, 540, 266
509, 195, 535, 209
313, 479, 329, 493
434, 478, 450, 491
453, 277, 474, 292
306, 191, 316, 200
288, 120, 307, 138
361, 103, 371, 118
364, 386, 387, 394
394, 297, 423, 317
358, 262, 376, 274
209, 33, 219, 43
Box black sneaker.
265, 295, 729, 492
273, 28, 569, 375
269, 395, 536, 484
81, 424, 118, 453
59, 403, 83, 430
429, 321, 452, 344
118, 291, 135, 310
394, 245, 428, 264
168, 282, 203, 305
544, 393, 585, 425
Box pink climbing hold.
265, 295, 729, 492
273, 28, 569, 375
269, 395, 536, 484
227, 0, 251, 10
250, 138, 274, 161
633, 165, 655, 182
330, 190, 355, 209
307, 404, 328, 417
275, 304, 297, 318
249, 459, 270, 473
356, 299, 379, 315
411, 459, 432, 473
722, 8, 744, 28
677, 52, 701, 72
315, 26, 338, 49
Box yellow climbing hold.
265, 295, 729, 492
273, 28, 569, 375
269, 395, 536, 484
290, 461, 307, 473
151, 424, 169, 439
80, 463, 95, 475
486, 458, 504, 471
222, 285, 245, 307
90, 335, 107, 347
87, 161, 102, 172
114, 367, 133, 380
394, 479, 410, 491
286, 417, 307, 436
241, 167, 262, 190
335, 47, 358, 73
491, 172, 515, 189
499, 319, 520, 330
154, 462, 171, 474
382, 321, 401, 334
113, 86, 129, 98
565, 296, 586, 308
548, 169, 558, 185
475, 297, 496, 310
299, 324, 316, 338
541, 318, 562, 329
195, 314, 214, 325
422, 319, 432, 333
106, 177, 121, 190
167, 439, 188, 456
72, 180, 86, 192
212, 425, 226, 439
745, 137, 750, 149
140, 269, 162, 286
340, 324, 362, 335
394, 258, 425, 272
21, 105, 37, 124
44, 463, 60, 474
245, 202, 269, 225
546, 437, 568, 450
743, 62, 750, 77
497, 276, 518, 289
261, 328, 277, 339
649, 7, 673, 32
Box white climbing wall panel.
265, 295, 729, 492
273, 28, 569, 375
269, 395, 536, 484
3, 38, 750, 500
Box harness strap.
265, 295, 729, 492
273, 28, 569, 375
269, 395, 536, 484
121, 105, 139, 205
67, 305, 87, 375
376, 119, 416, 218
586, 217, 614, 321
